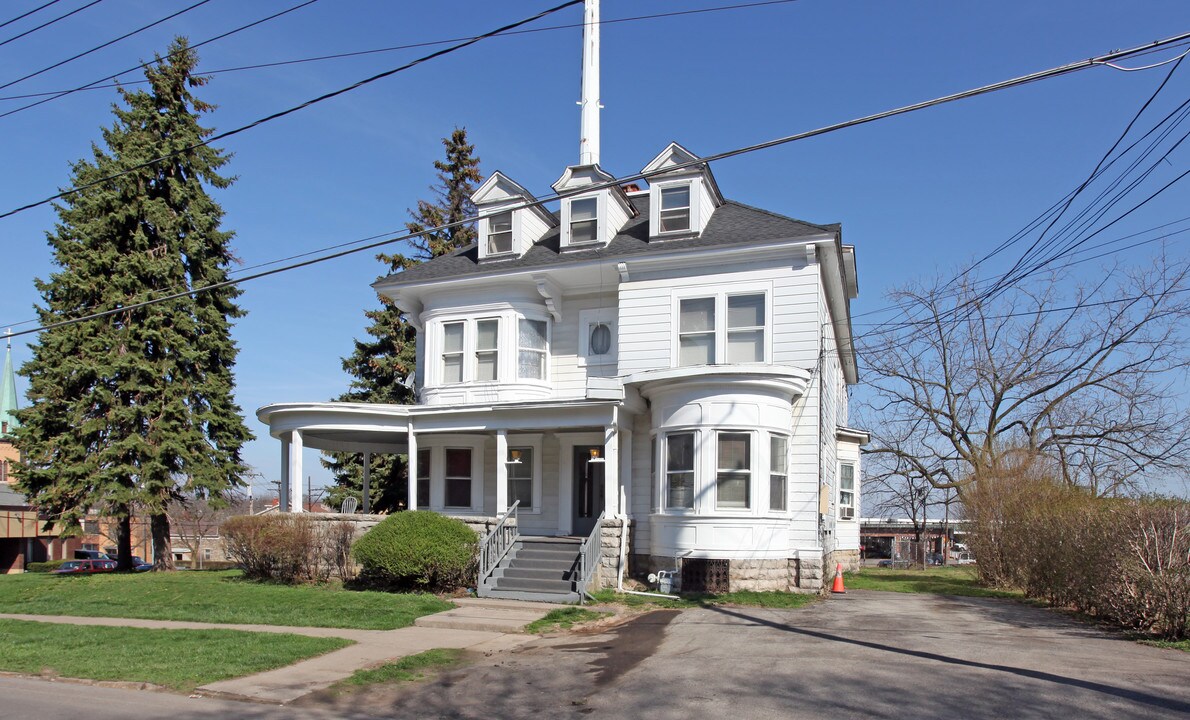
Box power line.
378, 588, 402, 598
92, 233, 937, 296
0, 0, 799, 106
0, 0, 584, 222
0, 0, 101, 49
0, 0, 65, 31
0, 0, 322, 114
5, 30, 1190, 337
0, 0, 211, 92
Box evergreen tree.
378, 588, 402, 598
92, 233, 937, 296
14, 38, 251, 570
324, 129, 481, 511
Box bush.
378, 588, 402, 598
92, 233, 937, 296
25, 560, 67, 573
964, 459, 1189, 640
222, 515, 359, 584
352, 512, 477, 592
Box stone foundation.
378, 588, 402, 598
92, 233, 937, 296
596, 517, 628, 589
630, 554, 824, 593
826, 549, 861, 574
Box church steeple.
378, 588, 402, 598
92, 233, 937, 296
1, 330, 18, 438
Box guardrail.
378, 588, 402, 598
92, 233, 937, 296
477, 500, 519, 591
575, 511, 606, 604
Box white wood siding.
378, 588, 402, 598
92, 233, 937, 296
552, 293, 619, 399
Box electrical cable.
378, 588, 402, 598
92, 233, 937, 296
0, 0, 211, 92
0, 0, 799, 106
0, 0, 65, 31
4, 29, 1190, 336
0, 0, 322, 114
0, 0, 101, 49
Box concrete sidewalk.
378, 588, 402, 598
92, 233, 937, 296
0, 597, 558, 703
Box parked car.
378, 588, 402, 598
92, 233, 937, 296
124, 556, 154, 572
954, 551, 976, 565
53, 559, 117, 574
876, 559, 895, 568
73, 549, 111, 560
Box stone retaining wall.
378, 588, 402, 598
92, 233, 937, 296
630, 554, 824, 593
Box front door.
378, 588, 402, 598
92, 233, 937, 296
572, 446, 604, 537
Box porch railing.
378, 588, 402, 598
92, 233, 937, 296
478, 500, 519, 590
575, 510, 606, 604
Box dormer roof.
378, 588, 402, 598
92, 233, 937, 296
472, 171, 551, 220
641, 142, 724, 205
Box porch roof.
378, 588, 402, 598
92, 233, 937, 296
256, 398, 626, 454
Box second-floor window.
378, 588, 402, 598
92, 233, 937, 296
518, 319, 548, 380
442, 322, 465, 384
487, 211, 513, 255
475, 319, 499, 382
677, 292, 767, 366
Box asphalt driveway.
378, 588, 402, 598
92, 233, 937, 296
3, 590, 1187, 719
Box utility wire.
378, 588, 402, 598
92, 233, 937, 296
5, 30, 1190, 336
0, 0, 100, 49
0, 0, 583, 222
0, 0, 322, 115
0, 0, 798, 105
0, 0, 211, 92
0, 0, 65, 31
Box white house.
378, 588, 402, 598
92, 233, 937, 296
257, 0, 866, 600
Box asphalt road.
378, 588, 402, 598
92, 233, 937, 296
3, 591, 1188, 719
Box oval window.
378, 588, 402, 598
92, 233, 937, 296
589, 323, 612, 356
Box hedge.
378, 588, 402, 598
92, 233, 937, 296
352, 512, 477, 592
25, 560, 67, 573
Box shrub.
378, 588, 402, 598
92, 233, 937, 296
25, 560, 67, 573
352, 512, 477, 592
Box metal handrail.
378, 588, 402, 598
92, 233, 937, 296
575, 510, 606, 604
478, 500, 519, 589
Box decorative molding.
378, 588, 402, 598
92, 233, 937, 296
532, 275, 563, 321
616, 262, 629, 282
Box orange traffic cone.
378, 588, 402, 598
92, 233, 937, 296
831, 562, 846, 594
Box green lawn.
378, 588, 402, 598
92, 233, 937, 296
340, 649, 466, 686
0, 570, 452, 629
590, 588, 818, 610
524, 607, 609, 633
846, 566, 1021, 598
0, 619, 351, 691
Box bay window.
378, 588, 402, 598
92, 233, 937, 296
475, 319, 499, 382
770, 435, 788, 511
442, 322, 464, 384
518, 319, 548, 380
665, 432, 695, 509
716, 432, 751, 509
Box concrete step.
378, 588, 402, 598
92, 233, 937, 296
452, 597, 565, 612
414, 602, 555, 633
483, 588, 580, 604
493, 577, 574, 594
502, 567, 576, 581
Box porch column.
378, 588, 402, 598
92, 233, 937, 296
361, 451, 371, 514
406, 427, 418, 512
288, 430, 304, 513
619, 427, 632, 517
495, 430, 508, 515
279, 436, 290, 512
603, 423, 619, 516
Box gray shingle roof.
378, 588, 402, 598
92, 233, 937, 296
385, 195, 839, 285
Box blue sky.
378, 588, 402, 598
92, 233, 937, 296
1, 0, 1187, 497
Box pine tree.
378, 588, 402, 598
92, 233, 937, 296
13, 38, 251, 570
324, 129, 481, 511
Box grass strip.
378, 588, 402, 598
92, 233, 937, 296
342, 649, 465, 686
589, 589, 817, 609
0, 570, 452, 630
524, 607, 609, 633
846, 566, 1021, 598
0, 619, 351, 691
1138, 639, 1190, 653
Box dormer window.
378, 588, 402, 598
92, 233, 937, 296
659, 185, 691, 233
570, 197, 598, 244
487, 212, 513, 255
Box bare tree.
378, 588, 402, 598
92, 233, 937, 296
859, 253, 1190, 497
869, 462, 939, 566
169, 490, 250, 569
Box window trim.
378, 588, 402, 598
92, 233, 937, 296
474, 317, 500, 384
505, 433, 543, 514
563, 193, 602, 247
714, 431, 752, 511
769, 434, 788, 513
663, 431, 697, 512
658, 183, 692, 234
416, 436, 485, 513
484, 210, 515, 256
671, 284, 772, 367
839, 461, 856, 520
517, 317, 550, 381
578, 308, 617, 367
415, 447, 431, 509
441, 321, 465, 385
